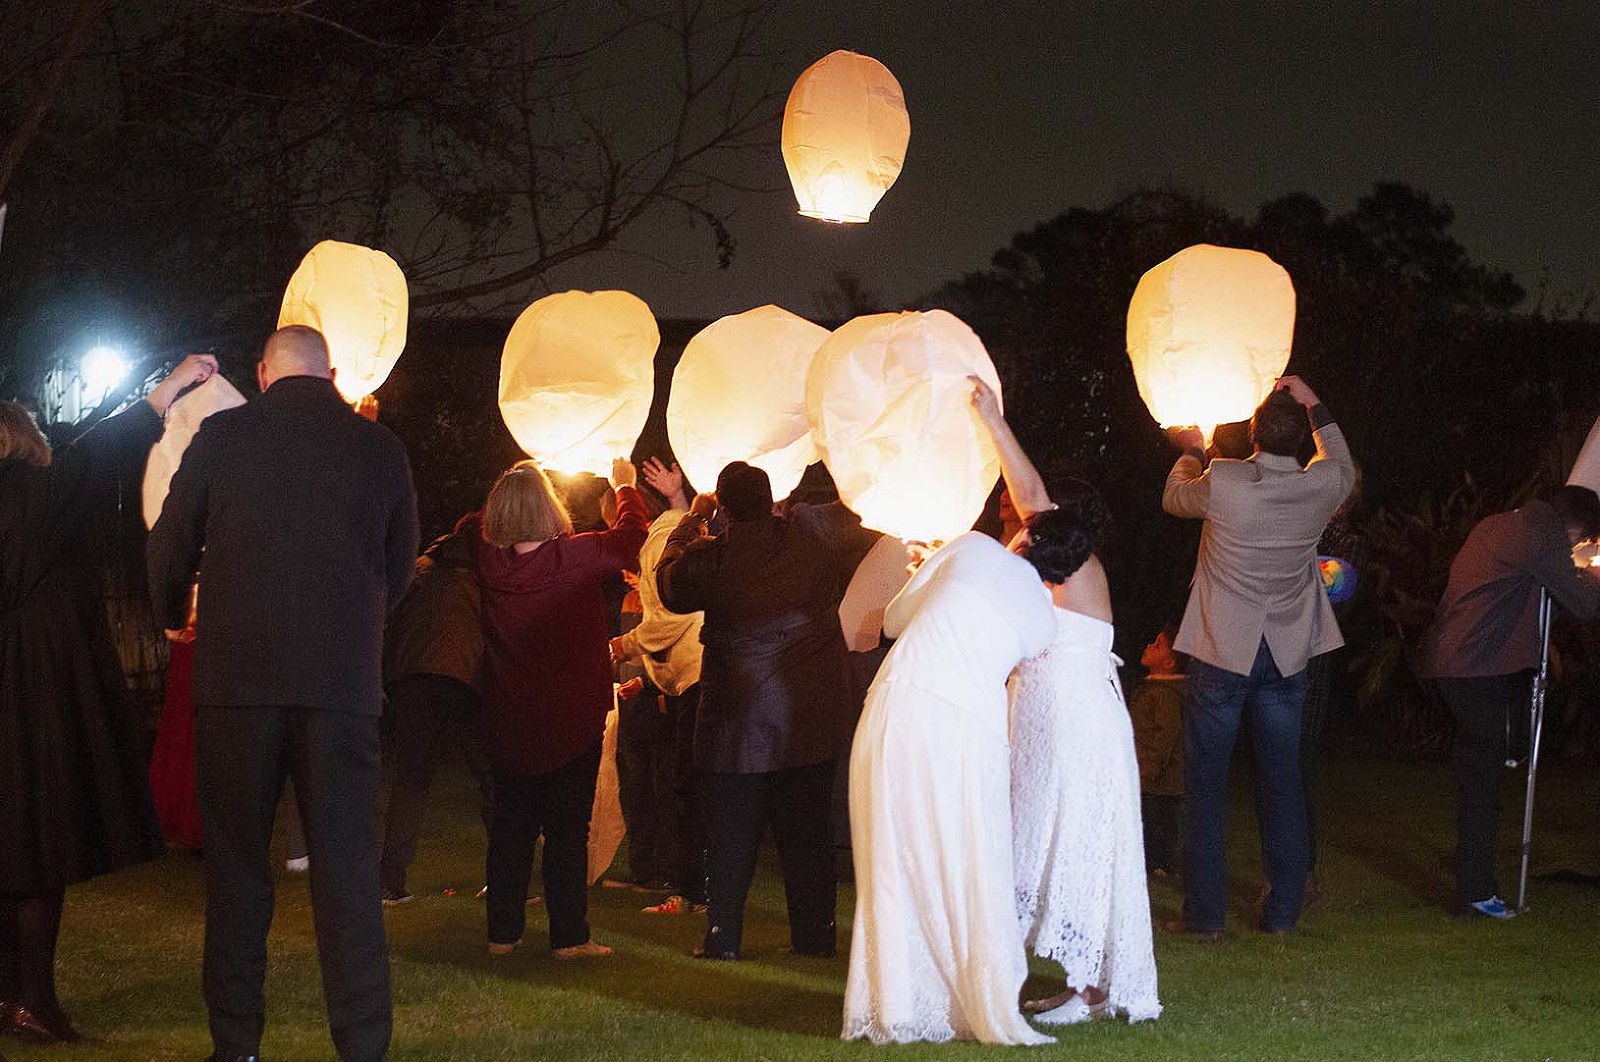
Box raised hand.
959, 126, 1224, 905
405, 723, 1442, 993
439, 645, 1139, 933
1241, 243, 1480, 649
609, 457, 638, 490
354, 394, 380, 422
148, 353, 221, 416
1275, 375, 1320, 408
689, 492, 718, 523
968, 374, 1002, 425
1167, 426, 1206, 453
641, 457, 687, 506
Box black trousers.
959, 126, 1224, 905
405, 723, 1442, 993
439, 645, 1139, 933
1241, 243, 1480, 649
616, 683, 675, 884
702, 759, 837, 957
486, 740, 602, 949
1142, 794, 1184, 874
1433, 674, 1529, 907
195, 705, 390, 1062
379, 674, 493, 895
668, 686, 706, 904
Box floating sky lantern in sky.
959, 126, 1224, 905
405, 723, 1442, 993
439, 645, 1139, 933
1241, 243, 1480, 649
143, 374, 247, 529
278, 240, 409, 403
498, 290, 658, 476
1126, 244, 1296, 444
667, 305, 828, 500
806, 309, 1002, 543
782, 50, 910, 224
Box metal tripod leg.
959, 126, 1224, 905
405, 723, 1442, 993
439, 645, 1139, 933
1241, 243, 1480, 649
1516, 588, 1553, 915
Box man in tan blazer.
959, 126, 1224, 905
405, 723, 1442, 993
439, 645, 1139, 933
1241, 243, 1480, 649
1162, 375, 1354, 939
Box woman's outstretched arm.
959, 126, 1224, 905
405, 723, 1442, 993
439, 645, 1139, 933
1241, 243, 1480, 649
968, 375, 1052, 521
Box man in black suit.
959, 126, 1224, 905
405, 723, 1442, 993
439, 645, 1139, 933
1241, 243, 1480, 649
149, 326, 418, 1062
655, 462, 870, 960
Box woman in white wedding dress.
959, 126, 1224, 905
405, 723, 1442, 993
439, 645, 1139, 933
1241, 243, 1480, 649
974, 378, 1162, 1025
842, 528, 1058, 1046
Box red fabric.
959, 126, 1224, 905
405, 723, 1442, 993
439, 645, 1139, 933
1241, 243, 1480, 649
148, 637, 204, 850
474, 485, 648, 774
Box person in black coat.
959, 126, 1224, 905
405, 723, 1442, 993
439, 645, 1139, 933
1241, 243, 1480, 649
148, 327, 417, 1062
0, 353, 218, 1045
655, 462, 869, 960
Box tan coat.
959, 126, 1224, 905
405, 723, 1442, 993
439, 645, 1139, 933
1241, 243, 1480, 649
1163, 423, 1355, 677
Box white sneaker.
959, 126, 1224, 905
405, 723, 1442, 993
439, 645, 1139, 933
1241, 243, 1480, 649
285, 856, 310, 873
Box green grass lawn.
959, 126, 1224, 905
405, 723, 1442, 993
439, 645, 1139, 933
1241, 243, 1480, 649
9, 758, 1600, 1061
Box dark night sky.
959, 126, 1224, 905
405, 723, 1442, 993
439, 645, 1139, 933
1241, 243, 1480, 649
540, 0, 1599, 320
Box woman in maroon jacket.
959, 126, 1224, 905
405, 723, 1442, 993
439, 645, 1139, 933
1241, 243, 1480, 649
473, 457, 648, 957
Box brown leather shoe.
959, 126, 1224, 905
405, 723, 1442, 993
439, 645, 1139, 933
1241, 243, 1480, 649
7, 1002, 82, 1043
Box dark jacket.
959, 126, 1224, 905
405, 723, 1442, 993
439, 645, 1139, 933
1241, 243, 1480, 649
2, 402, 166, 892
148, 376, 419, 714
384, 520, 482, 689
472, 485, 649, 775
1415, 500, 1600, 679
656, 504, 862, 774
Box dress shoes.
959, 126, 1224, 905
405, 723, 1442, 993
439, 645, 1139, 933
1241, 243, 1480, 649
6, 1002, 82, 1044
692, 945, 740, 961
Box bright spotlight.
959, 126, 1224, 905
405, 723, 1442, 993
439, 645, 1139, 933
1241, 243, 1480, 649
82, 345, 130, 399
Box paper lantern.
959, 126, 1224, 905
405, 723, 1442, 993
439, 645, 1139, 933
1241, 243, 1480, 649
1126, 244, 1295, 441
838, 533, 912, 651
1567, 414, 1600, 491
806, 309, 1002, 543
498, 290, 658, 475
143, 374, 247, 529
667, 305, 827, 500
278, 240, 409, 402
782, 50, 910, 224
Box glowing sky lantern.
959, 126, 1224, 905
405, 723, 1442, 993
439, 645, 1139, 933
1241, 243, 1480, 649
806, 310, 1002, 543
278, 240, 409, 403
143, 374, 247, 529
782, 50, 910, 224
498, 290, 658, 476
1126, 244, 1296, 443
1567, 414, 1600, 492
667, 305, 828, 500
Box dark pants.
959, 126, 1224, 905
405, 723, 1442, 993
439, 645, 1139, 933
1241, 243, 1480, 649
617, 683, 675, 884
702, 759, 837, 957
196, 705, 390, 1062
668, 686, 707, 904
1143, 794, 1183, 874
1185, 641, 1310, 933
379, 674, 493, 895
485, 741, 602, 949
1433, 673, 1528, 906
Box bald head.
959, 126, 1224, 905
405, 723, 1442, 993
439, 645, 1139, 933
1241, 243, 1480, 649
259, 325, 332, 390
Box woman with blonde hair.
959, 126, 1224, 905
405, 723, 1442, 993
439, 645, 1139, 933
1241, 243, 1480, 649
1, 354, 217, 1042
471, 457, 649, 957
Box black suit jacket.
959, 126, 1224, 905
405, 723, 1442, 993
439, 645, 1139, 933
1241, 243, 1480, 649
656, 504, 872, 774
148, 376, 419, 714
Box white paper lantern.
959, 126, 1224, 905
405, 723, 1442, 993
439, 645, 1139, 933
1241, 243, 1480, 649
806, 309, 1002, 543
838, 533, 912, 651
278, 240, 409, 402
498, 290, 658, 476
1126, 243, 1296, 440
782, 50, 910, 224
1568, 415, 1600, 492
142, 374, 247, 529
667, 305, 827, 500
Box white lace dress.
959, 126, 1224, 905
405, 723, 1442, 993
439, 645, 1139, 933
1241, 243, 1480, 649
842, 532, 1057, 1046
1009, 607, 1161, 1022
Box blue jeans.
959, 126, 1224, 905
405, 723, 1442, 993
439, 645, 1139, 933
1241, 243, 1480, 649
1184, 640, 1310, 932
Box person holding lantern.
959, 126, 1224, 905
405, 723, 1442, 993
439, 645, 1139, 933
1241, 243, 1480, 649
1413, 485, 1600, 918
969, 377, 1161, 1025
0, 353, 217, 1045
471, 456, 648, 959
1161, 376, 1354, 939
654, 462, 863, 962
148, 326, 416, 1062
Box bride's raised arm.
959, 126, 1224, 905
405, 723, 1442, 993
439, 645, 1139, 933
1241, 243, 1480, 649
968, 375, 1052, 523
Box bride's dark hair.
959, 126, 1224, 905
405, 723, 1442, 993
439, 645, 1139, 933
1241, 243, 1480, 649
1020, 479, 1109, 584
